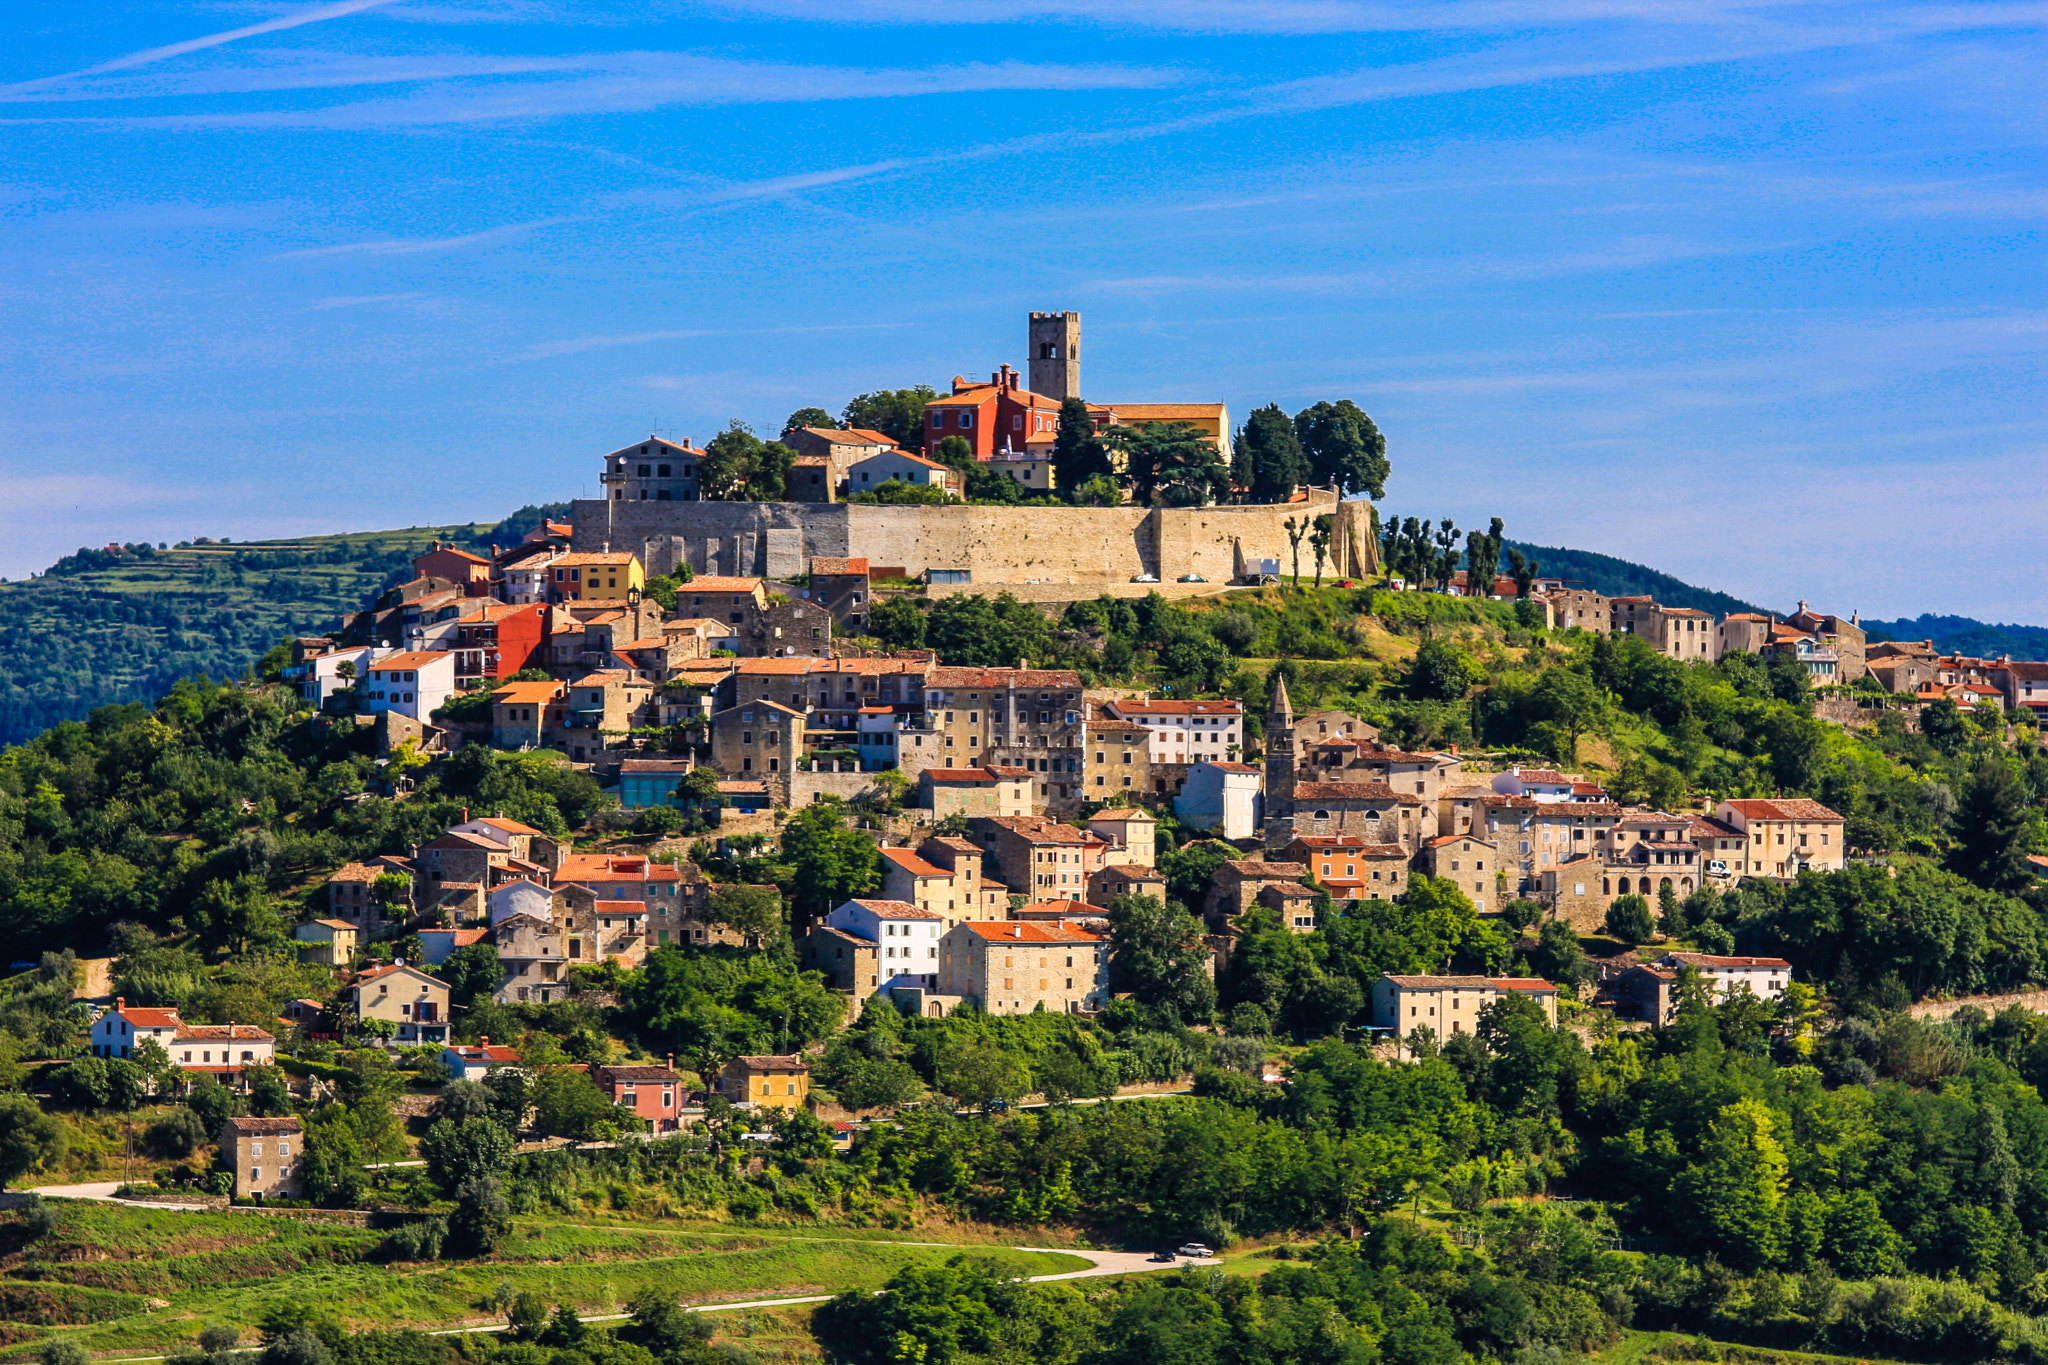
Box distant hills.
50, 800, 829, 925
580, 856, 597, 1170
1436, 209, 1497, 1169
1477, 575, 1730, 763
0, 504, 566, 746
1504, 542, 1772, 618
1859, 614, 2048, 660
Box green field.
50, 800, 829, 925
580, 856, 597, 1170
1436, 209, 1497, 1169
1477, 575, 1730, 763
2, 1200, 1086, 1359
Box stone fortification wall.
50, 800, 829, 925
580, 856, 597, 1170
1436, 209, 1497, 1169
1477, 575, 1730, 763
570, 492, 1341, 586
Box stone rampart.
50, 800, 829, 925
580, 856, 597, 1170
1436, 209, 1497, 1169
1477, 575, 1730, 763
571, 491, 1342, 586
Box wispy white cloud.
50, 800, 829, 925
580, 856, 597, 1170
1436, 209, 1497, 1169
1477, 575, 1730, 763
304, 291, 428, 308
512, 321, 901, 360
0, 0, 400, 98
269, 216, 585, 258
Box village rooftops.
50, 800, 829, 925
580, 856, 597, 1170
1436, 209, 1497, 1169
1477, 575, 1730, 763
1108, 699, 1243, 715
979, 816, 1094, 842
802, 429, 898, 448
1222, 860, 1308, 879
927, 666, 1083, 690
1206, 761, 1262, 774
681, 576, 764, 593
221, 1116, 303, 1135
1383, 974, 1559, 993
1013, 898, 1104, 918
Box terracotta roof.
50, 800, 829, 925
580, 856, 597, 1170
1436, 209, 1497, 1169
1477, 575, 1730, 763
880, 848, 950, 878
855, 450, 952, 471
489, 683, 565, 703
1099, 403, 1227, 421
1492, 977, 1559, 993
352, 963, 442, 986
111, 1004, 183, 1029
555, 552, 638, 567
810, 557, 870, 576
367, 650, 451, 671
1222, 860, 1306, 879
924, 766, 1009, 785
1722, 799, 1843, 822
800, 428, 895, 447
1013, 898, 1103, 918
717, 780, 768, 794
1260, 882, 1320, 899
927, 667, 1083, 690
1503, 768, 1570, 784
1383, 974, 1495, 988
929, 836, 980, 853
730, 1054, 809, 1071
177, 1023, 276, 1042
846, 897, 944, 921
448, 1043, 521, 1063
1203, 761, 1261, 773
598, 1064, 681, 1082
1098, 863, 1163, 879
327, 863, 382, 884
1088, 810, 1156, 823
307, 918, 358, 931
957, 920, 1102, 943
1425, 833, 1493, 848
221, 1117, 303, 1135
557, 854, 682, 882
979, 816, 1090, 842
1111, 699, 1243, 716
682, 576, 764, 593
735, 658, 820, 675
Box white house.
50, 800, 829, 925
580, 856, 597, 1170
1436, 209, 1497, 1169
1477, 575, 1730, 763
1175, 761, 1264, 840
1657, 951, 1792, 1005
359, 650, 457, 721
1103, 698, 1244, 765
89, 998, 184, 1059
824, 898, 945, 990
285, 645, 382, 710
488, 877, 554, 927
1490, 767, 1575, 802
846, 450, 958, 494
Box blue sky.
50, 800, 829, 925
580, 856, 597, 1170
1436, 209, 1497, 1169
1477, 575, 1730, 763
1, 0, 2041, 620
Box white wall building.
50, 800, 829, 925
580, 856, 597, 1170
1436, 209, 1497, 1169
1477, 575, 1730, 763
360, 650, 457, 721
1104, 698, 1244, 765
1658, 951, 1793, 1005
1174, 761, 1264, 840
825, 897, 945, 989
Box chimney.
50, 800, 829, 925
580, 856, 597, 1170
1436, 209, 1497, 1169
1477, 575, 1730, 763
480, 1035, 489, 1047
667, 1052, 675, 1070
116, 996, 125, 1009
461, 807, 470, 824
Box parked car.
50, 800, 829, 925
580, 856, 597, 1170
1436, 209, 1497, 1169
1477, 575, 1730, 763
1149, 1250, 1177, 1263
1177, 574, 1207, 583
1131, 573, 1159, 583
1176, 1243, 1215, 1259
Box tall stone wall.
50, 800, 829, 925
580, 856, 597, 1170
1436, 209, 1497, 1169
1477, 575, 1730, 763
571, 491, 1342, 586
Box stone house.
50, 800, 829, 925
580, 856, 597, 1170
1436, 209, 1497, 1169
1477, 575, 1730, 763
710, 700, 806, 781
1203, 860, 1310, 929
925, 667, 1088, 812
938, 920, 1106, 1014
1371, 974, 1559, 1041
1084, 703, 1153, 800
1715, 799, 1846, 878
750, 595, 833, 660
922, 766, 1034, 819
971, 815, 1107, 897
1258, 881, 1323, 933
1087, 863, 1166, 909
848, 449, 959, 495
594, 1062, 685, 1134
1658, 951, 1793, 1005
493, 914, 570, 1005
221, 1116, 303, 1200
1286, 781, 1424, 850
491, 679, 568, 750
602, 434, 708, 502
1420, 834, 1498, 913
804, 925, 883, 994
806, 556, 872, 633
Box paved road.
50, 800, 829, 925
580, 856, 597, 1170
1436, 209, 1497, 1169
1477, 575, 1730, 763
30, 1181, 221, 1212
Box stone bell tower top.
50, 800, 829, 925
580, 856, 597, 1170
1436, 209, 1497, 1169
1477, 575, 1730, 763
1028, 311, 1081, 401
1265, 670, 1297, 818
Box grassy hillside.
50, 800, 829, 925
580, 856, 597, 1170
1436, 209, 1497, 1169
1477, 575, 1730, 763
0, 506, 565, 745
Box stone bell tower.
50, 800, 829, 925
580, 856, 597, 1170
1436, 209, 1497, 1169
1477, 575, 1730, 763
1028, 311, 1081, 400
1265, 669, 1297, 819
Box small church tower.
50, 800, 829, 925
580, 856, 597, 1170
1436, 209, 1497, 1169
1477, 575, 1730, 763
1028, 311, 1081, 400
1265, 669, 1296, 819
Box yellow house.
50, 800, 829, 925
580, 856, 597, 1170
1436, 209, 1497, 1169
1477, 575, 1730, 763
720, 1054, 810, 1110
347, 963, 451, 1045
550, 552, 645, 602
1088, 402, 1234, 463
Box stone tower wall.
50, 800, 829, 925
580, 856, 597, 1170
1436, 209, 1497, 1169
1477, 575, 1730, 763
1027, 311, 1081, 401
571, 490, 1341, 587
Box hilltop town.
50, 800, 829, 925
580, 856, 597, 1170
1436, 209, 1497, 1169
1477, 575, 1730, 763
6, 312, 2048, 1365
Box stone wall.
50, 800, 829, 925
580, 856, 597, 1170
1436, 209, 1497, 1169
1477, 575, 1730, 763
572, 491, 1342, 587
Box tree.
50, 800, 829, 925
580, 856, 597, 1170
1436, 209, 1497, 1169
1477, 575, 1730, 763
531, 1066, 621, 1140
706, 884, 786, 945
421, 1115, 514, 1192
1408, 639, 1479, 702
1119, 422, 1226, 507
1465, 518, 1504, 595
247, 1065, 292, 1118
1241, 405, 1309, 504
1952, 758, 2034, 893
1505, 548, 1540, 603
1105, 895, 1217, 1023
842, 386, 938, 450
935, 1034, 1029, 1112
1672, 1098, 1788, 1271
782, 407, 837, 439
1158, 840, 1236, 908
1052, 397, 1112, 495
1284, 518, 1307, 586
187, 1074, 238, 1132
440, 943, 501, 1012
39, 1342, 91, 1365
447, 1175, 513, 1257
0, 1094, 67, 1187
780, 800, 881, 920
1309, 515, 1333, 588
1293, 399, 1389, 498
1534, 668, 1602, 762
438, 1078, 493, 1124
145, 1107, 208, 1158
627, 1287, 713, 1360
1604, 894, 1655, 945
868, 595, 927, 650
507, 1291, 549, 1341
